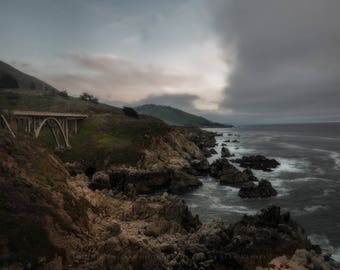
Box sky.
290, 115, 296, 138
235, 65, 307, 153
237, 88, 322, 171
1, 0, 340, 124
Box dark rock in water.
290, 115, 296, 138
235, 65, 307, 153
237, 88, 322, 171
224, 139, 230, 143
221, 143, 227, 146
232, 155, 280, 171
168, 171, 202, 194
239, 179, 278, 198
188, 206, 318, 270
189, 159, 210, 176
232, 139, 239, 143
242, 168, 258, 182
209, 148, 217, 155
210, 158, 258, 187
221, 147, 231, 157
224, 206, 317, 270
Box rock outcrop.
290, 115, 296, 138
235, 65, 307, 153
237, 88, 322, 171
256, 249, 340, 270
232, 155, 280, 171
210, 158, 258, 187
89, 167, 202, 195
221, 147, 231, 157
239, 179, 278, 198
138, 128, 204, 171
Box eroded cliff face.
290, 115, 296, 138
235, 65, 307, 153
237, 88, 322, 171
138, 128, 204, 170
0, 131, 200, 269
1, 130, 338, 270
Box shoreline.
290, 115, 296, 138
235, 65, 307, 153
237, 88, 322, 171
1, 127, 339, 269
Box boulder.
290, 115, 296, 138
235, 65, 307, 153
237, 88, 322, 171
168, 171, 202, 194
221, 147, 231, 157
231, 155, 280, 171
190, 159, 210, 175
238, 179, 278, 198
209, 148, 218, 155
256, 249, 340, 270
223, 206, 317, 270
201, 147, 212, 157
131, 195, 201, 232
90, 168, 202, 195
210, 159, 258, 187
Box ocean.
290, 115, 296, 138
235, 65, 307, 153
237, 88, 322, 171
183, 123, 340, 261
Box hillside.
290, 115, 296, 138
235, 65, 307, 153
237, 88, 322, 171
135, 104, 232, 127
0, 60, 58, 91
0, 61, 171, 169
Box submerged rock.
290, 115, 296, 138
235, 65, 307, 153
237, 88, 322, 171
239, 179, 278, 198
232, 155, 280, 171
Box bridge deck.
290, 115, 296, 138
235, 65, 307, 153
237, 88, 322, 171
5, 110, 88, 119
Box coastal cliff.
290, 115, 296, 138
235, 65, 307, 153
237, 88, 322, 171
1, 128, 338, 270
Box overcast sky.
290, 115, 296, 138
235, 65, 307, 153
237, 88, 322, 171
1, 0, 340, 124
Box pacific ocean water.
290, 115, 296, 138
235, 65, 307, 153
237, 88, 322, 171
183, 123, 340, 261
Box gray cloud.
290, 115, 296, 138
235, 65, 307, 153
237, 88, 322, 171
42, 53, 201, 102
212, 0, 340, 123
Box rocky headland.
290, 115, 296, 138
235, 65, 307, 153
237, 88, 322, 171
0, 128, 338, 270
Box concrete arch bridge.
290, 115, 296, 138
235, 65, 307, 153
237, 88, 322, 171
0, 110, 87, 149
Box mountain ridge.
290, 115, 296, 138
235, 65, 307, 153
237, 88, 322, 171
135, 104, 232, 128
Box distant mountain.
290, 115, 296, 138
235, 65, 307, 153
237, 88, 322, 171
135, 104, 232, 127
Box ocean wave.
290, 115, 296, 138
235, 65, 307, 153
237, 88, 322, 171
304, 204, 329, 213
291, 205, 329, 216
311, 148, 340, 170
209, 203, 257, 215
308, 234, 340, 262
279, 142, 305, 150
292, 177, 333, 182
188, 203, 198, 208
274, 157, 309, 174
269, 179, 291, 197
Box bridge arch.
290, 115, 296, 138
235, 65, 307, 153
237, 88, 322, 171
35, 117, 70, 148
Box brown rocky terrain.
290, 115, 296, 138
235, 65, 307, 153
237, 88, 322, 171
0, 128, 337, 270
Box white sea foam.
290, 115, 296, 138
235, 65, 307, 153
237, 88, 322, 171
312, 148, 340, 170
323, 188, 335, 197
209, 203, 257, 215
329, 152, 340, 169
269, 179, 291, 197
188, 203, 198, 208
308, 234, 340, 262
273, 157, 309, 174
304, 204, 329, 213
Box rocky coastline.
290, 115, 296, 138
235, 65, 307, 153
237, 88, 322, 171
0, 128, 339, 270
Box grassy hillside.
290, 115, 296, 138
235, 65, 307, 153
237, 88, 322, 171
135, 104, 232, 127
0, 61, 171, 168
